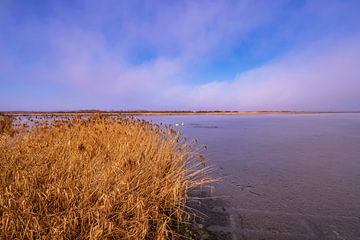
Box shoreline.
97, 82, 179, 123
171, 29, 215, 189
2, 111, 359, 117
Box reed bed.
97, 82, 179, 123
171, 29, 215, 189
0, 115, 209, 239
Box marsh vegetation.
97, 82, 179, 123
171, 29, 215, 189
0, 115, 210, 239
0, 114, 15, 136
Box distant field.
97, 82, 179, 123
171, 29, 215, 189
0, 115, 210, 239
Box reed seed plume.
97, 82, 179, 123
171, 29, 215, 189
0, 115, 210, 239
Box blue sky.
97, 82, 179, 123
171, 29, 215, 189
1, 0, 360, 111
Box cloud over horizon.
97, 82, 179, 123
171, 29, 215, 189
1, 0, 360, 111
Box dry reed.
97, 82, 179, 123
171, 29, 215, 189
0, 116, 209, 239
0, 114, 15, 136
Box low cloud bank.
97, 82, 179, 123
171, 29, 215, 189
168, 37, 360, 111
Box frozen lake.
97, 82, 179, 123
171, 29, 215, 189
141, 114, 360, 239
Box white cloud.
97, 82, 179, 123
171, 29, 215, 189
168, 37, 360, 111
2, 0, 360, 111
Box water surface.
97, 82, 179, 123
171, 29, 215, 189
142, 114, 360, 238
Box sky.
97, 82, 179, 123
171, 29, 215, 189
1, 0, 360, 111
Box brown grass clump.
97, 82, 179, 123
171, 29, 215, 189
0, 116, 209, 239
0, 114, 15, 136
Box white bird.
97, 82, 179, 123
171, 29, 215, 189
175, 123, 179, 126
181, 122, 184, 126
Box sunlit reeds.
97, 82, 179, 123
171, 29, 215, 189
0, 114, 15, 136
0, 115, 210, 239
